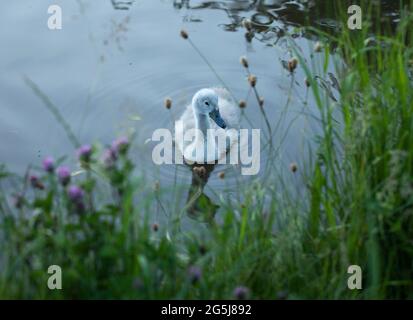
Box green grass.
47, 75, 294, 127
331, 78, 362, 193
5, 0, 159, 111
0, 5, 412, 299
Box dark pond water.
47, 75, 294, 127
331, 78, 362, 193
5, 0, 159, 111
0, 0, 402, 214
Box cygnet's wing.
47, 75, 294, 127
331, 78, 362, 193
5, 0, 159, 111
212, 87, 241, 129
175, 104, 196, 154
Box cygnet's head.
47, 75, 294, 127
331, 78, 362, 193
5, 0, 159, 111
192, 89, 226, 129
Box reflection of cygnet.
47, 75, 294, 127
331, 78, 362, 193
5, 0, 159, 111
175, 88, 241, 163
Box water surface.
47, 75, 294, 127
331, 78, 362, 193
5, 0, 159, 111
5, 0, 401, 211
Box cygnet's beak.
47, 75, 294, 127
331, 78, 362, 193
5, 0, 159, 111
209, 108, 227, 129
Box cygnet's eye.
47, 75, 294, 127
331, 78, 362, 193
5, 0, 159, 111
204, 101, 209, 106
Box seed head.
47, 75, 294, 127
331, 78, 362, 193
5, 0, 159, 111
180, 29, 188, 39
218, 171, 225, 179
30, 175, 45, 190
304, 77, 311, 87
258, 97, 264, 107
245, 31, 254, 43
248, 74, 257, 87
153, 181, 160, 192
288, 57, 298, 73
152, 223, 159, 232
240, 56, 249, 68
239, 100, 247, 109
242, 19, 252, 31
290, 162, 298, 173
314, 41, 323, 52
164, 97, 172, 109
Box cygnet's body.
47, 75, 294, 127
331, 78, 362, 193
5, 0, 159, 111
175, 88, 241, 163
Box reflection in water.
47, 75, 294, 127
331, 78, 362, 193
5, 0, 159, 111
172, 0, 403, 44
185, 163, 218, 223
1, 0, 405, 226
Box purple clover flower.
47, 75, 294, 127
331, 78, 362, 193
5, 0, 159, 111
101, 148, 117, 169
188, 266, 202, 284
77, 144, 93, 162
42, 157, 55, 173
68, 185, 84, 203
112, 137, 129, 155
233, 286, 250, 300
57, 166, 71, 186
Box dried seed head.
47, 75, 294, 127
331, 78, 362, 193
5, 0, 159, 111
180, 29, 188, 39
288, 57, 298, 73
258, 97, 264, 107
218, 171, 225, 179
314, 41, 323, 52
152, 223, 159, 232
248, 74, 257, 87
304, 77, 311, 87
240, 56, 249, 68
30, 175, 45, 190
242, 19, 252, 31
164, 97, 172, 109
245, 31, 254, 43
238, 100, 247, 109
290, 162, 298, 173
153, 181, 160, 192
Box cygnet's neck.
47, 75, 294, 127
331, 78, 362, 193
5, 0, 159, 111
194, 111, 217, 161
195, 113, 210, 136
